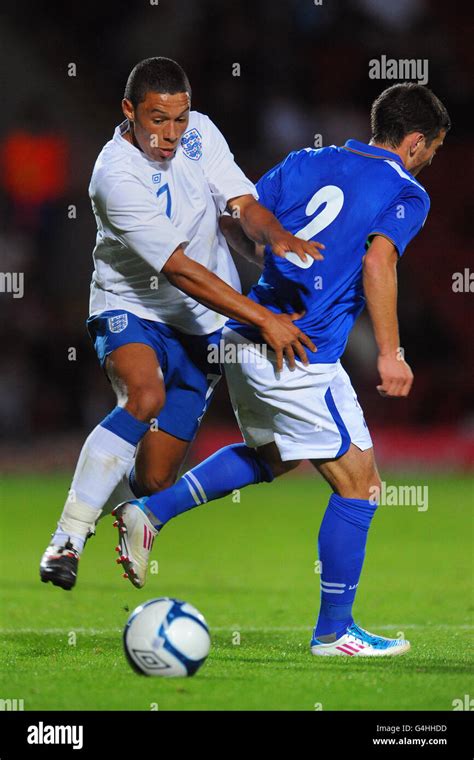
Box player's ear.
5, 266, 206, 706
122, 98, 135, 122
409, 132, 425, 156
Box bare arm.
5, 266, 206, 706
219, 214, 265, 268
362, 235, 413, 397
163, 246, 269, 328
162, 246, 316, 370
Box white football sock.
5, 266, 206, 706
100, 466, 136, 520
51, 425, 137, 552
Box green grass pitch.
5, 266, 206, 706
0, 473, 472, 711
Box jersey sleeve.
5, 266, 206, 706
200, 115, 257, 211
369, 185, 430, 256
103, 177, 189, 272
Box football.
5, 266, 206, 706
123, 597, 211, 677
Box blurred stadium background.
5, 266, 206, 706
0, 0, 473, 474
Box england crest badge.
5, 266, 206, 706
181, 128, 203, 161
108, 313, 128, 333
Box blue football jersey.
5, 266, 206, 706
227, 139, 430, 363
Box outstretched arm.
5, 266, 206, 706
362, 234, 413, 397
162, 246, 316, 370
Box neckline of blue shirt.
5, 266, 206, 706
343, 139, 405, 166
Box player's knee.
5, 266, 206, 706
125, 386, 165, 422
335, 467, 381, 501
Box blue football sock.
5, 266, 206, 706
314, 493, 378, 640
100, 406, 149, 445
143, 443, 274, 528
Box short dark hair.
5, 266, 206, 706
370, 83, 451, 148
124, 57, 191, 108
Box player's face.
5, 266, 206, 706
407, 130, 446, 176
122, 91, 190, 162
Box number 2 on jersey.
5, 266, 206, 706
296, 185, 344, 241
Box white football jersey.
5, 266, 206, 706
88, 112, 257, 334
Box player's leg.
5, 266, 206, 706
313, 442, 381, 499
309, 401, 410, 655
40, 311, 165, 590
310, 443, 380, 641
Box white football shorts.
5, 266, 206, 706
223, 327, 373, 461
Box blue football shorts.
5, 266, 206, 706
86, 309, 222, 442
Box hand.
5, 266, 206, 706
376, 351, 414, 398
260, 312, 316, 371
268, 230, 325, 264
